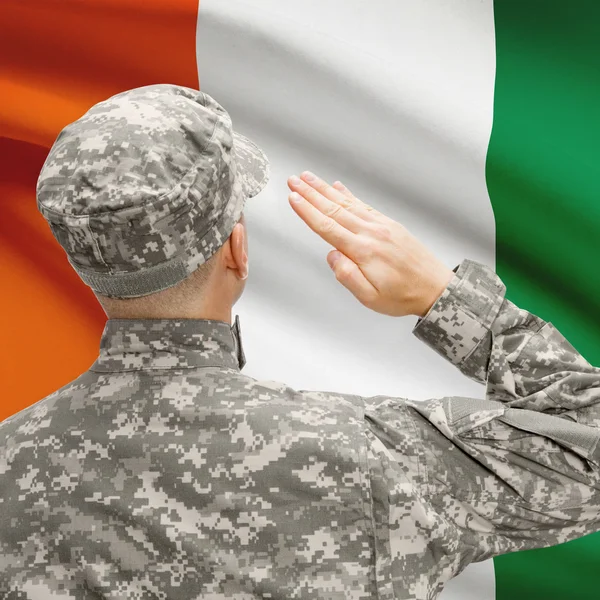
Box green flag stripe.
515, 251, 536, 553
487, 1, 600, 599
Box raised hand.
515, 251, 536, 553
287, 172, 454, 318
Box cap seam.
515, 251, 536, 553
86, 213, 110, 272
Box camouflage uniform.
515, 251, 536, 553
2, 85, 600, 600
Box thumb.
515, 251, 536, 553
327, 250, 343, 270
326, 250, 377, 306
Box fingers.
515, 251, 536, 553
332, 181, 354, 199
333, 180, 381, 216
287, 189, 358, 258
287, 175, 367, 235
298, 172, 379, 222
326, 250, 378, 308
287, 171, 388, 271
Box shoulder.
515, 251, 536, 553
0, 382, 62, 431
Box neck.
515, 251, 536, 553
106, 304, 233, 324
101, 290, 234, 324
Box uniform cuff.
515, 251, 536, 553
412, 259, 506, 368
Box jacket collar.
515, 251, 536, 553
90, 314, 246, 373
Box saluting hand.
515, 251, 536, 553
287, 172, 455, 318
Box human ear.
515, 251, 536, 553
229, 221, 248, 280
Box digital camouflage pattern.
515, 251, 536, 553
35, 84, 269, 299
2, 258, 600, 599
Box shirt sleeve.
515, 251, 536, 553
362, 258, 600, 591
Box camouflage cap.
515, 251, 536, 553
36, 84, 269, 298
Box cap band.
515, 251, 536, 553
72, 254, 190, 298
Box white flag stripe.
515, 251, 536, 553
196, 2, 497, 598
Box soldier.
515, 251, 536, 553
1, 83, 599, 600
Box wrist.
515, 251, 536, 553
415, 268, 455, 318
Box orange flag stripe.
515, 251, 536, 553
0, 0, 200, 420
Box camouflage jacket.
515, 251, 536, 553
2, 258, 600, 600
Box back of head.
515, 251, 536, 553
94, 245, 219, 319
36, 84, 269, 312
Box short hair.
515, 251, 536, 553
95, 251, 219, 319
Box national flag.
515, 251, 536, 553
2, 2, 599, 598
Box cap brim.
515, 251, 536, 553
232, 131, 270, 198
